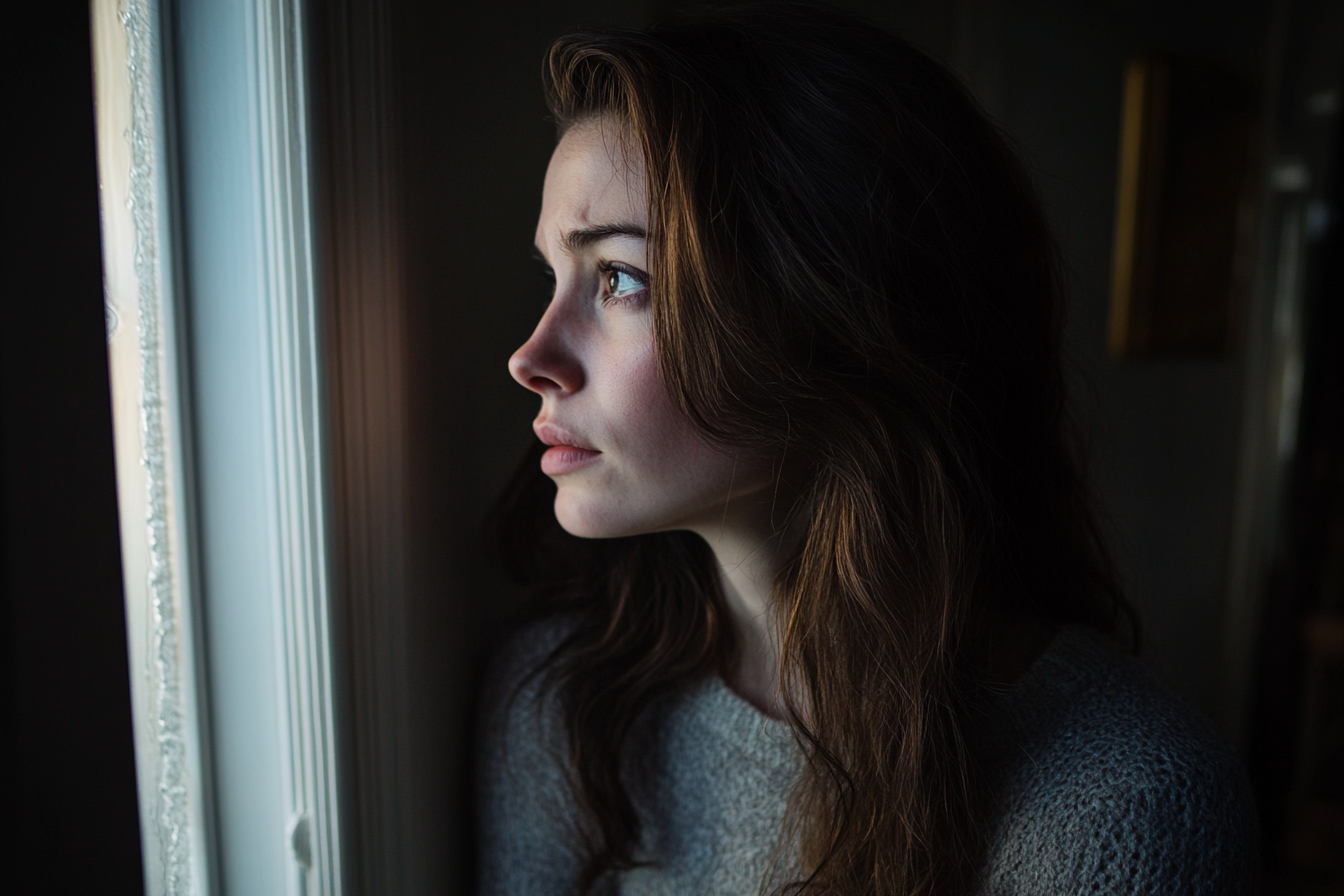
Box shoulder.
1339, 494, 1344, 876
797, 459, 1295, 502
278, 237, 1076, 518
478, 612, 580, 780
482, 613, 576, 715
979, 627, 1260, 895
477, 614, 585, 896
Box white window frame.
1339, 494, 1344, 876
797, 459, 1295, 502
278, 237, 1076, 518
93, 1, 343, 893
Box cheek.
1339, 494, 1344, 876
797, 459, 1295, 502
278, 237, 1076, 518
605, 343, 715, 476
605, 348, 746, 523
554, 335, 741, 537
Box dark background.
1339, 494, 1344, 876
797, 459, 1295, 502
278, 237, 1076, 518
5, 1, 1339, 893
4, 4, 145, 893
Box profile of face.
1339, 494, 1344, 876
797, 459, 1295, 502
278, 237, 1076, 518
510, 119, 769, 540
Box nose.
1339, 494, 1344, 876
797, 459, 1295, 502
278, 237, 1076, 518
508, 308, 584, 396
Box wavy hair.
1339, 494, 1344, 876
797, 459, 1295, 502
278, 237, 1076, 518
490, 5, 1135, 894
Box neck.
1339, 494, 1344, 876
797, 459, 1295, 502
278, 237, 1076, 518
691, 496, 796, 720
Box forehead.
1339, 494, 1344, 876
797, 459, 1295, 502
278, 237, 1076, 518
537, 120, 647, 242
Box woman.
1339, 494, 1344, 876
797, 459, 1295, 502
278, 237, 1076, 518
479, 5, 1257, 894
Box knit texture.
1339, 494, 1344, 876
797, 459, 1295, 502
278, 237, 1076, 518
478, 622, 1259, 895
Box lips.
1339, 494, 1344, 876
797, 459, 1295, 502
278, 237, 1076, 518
535, 421, 602, 475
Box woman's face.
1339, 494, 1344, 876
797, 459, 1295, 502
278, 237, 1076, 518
510, 120, 768, 539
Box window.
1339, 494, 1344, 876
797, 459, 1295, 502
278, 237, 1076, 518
94, 1, 341, 892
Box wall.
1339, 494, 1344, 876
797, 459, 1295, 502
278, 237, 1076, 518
951, 0, 1273, 728
388, 2, 654, 890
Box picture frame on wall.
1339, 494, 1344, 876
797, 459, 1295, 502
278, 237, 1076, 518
1109, 56, 1259, 358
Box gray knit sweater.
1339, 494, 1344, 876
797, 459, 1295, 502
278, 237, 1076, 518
478, 621, 1258, 895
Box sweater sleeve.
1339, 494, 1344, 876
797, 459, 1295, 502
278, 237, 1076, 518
978, 660, 1260, 896
984, 762, 1259, 894
477, 620, 586, 896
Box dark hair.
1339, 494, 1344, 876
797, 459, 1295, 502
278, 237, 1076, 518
491, 4, 1135, 893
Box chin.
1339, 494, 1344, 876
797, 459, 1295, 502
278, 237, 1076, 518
553, 491, 627, 540
552, 488, 668, 540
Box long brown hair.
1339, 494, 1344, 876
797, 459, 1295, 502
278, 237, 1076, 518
490, 4, 1135, 893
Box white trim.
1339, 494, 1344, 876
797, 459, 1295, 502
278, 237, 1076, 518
253, 0, 344, 888
173, 0, 343, 890
174, 0, 343, 887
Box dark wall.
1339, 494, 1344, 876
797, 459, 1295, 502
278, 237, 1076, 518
388, 2, 653, 890
970, 0, 1272, 724
3, 4, 144, 893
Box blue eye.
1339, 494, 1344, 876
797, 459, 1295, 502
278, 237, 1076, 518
604, 267, 646, 299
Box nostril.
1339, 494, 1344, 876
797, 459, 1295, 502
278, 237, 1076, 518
510, 352, 568, 396
527, 374, 561, 393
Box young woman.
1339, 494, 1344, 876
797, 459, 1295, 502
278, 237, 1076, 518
479, 6, 1258, 894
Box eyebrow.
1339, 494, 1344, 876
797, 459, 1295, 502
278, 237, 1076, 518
560, 223, 648, 254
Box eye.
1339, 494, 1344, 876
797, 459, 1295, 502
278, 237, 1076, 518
599, 263, 648, 304
606, 269, 640, 296
531, 248, 556, 302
